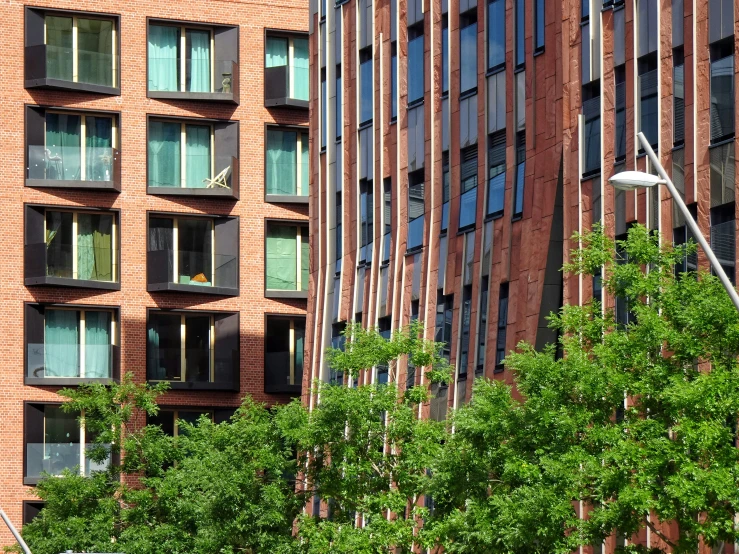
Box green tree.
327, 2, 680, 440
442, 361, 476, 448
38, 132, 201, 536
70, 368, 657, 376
278, 320, 452, 553
427, 224, 739, 554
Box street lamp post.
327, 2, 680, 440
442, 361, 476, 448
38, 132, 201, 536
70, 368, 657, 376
608, 131, 739, 313
0, 508, 32, 554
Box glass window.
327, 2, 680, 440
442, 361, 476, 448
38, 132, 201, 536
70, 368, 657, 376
321, 69, 327, 149
41, 112, 114, 182
408, 28, 424, 104
265, 35, 309, 101
45, 210, 115, 282
46, 15, 115, 87
460, 12, 477, 94
673, 48, 685, 145
266, 128, 309, 197
710, 42, 735, 143
408, 169, 425, 250
615, 66, 626, 160
638, 55, 658, 148
265, 316, 305, 389
458, 285, 472, 377
488, 0, 505, 70
359, 49, 373, 124
459, 147, 478, 229
487, 130, 506, 217
266, 223, 309, 291
711, 203, 736, 284
147, 312, 215, 383
476, 276, 489, 372
710, 141, 735, 208
391, 43, 398, 119
435, 292, 454, 361
149, 409, 214, 437
582, 83, 601, 176
383, 177, 392, 263
534, 0, 545, 52
360, 179, 374, 263
335, 191, 343, 267
495, 283, 508, 370
513, 131, 526, 217
148, 120, 214, 189
336, 68, 343, 138
149, 24, 212, 93
178, 218, 213, 286
442, 18, 449, 94
709, 0, 734, 44
25, 404, 110, 481
637, 0, 657, 57
442, 151, 450, 231
673, 200, 698, 276
515, 0, 525, 67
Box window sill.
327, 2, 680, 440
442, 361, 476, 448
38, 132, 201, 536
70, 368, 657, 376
405, 246, 423, 256
265, 383, 302, 395
148, 90, 239, 105
457, 224, 476, 236
486, 65, 506, 77
26, 178, 120, 193
25, 276, 120, 291
265, 194, 310, 204
148, 282, 239, 297
24, 77, 120, 96
533, 47, 545, 57
265, 97, 309, 110
493, 367, 504, 374
25, 377, 117, 387
581, 169, 602, 180
460, 88, 477, 100
265, 289, 308, 299
389, 117, 397, 125
485, 211, 504, 222
358, 120, 374, 131
710, 136, 735, 149
407, 98, 424, 109
511, 213, 523, 222
148, 186, 239, 200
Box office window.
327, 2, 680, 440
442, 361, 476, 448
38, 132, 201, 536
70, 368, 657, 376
673, 202, 698, 276
513, 131, 526, 218
638, 54, 658, 149
24, 403, 110, 484
494, 283, 509, 371
336, 67, 343, 138
147, 214, 239, 295
266, 127, 309, 198
442, 17, 449, 95
581, 0, 589, 19
435, 292, 454, 361
359, 48, 373, 124
37, 209, 116, 284
534, 0, 545, 52
458, 285, 472, 377
476, 276, 489, 372
488, 0, 505, 71
709, 0, 734, 44
360, 179, 374, 263
442, 151, 450, 231
264, 33, 309, 104
377, 316, 392, 385
147, 310, 239, 389
615, 66, 626, 160
459, 147, 478, 229
672, 0, 684, 46
408, 169, 425, 251
26, 304, 117, 383
408, 25, 424, 104
335, 191, 343, 270
265, 316, 305, 394
383, 178, 392, 263
487, 129, 506, 217
710, 141, 736, 208
673, 48, 685, 146
26, 9, 117, 91
582, 81, 601, 177
391, 43, 398, 120
460, 10, 477, 95
266, 222, 309, 293
321, 68, 327, 150
515, 0, 525, 67
148, 21, 238, 100
711, 203, 736, 284
26, 109, 118, 186
710, 40, 735, 143
637, 0, 658, 58
330, 322, 346, 385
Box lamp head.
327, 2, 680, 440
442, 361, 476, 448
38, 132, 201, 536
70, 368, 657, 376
608, 171, 665, 191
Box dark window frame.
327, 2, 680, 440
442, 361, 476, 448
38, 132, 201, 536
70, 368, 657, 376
264, 28, 309, 109
494, 283, 509, 372
264, 314, 307, 395
264, 123, 310, 204
264, 218, 310, 299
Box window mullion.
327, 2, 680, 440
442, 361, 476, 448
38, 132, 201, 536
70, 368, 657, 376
210, 316, 215, 383
72, 211, 78, 279
79, 409, 85, 476
289, 319, 295, 385
73, 17, 79, 83
289, 38, 295, 99
296, 226, 302, 289
180, 27, 186, 92
173, 218, 179, 283
80, 310, 86, 378
180, 315, 186, 382
80, 116, 87, 181
181, 123, 187, 188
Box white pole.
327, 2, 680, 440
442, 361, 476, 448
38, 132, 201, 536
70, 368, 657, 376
637, 132, 739, 313
0, 508, 32, 554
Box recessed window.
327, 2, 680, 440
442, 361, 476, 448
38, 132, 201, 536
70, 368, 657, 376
582, 81, 601, 177
147, 310, 239, 390
408, 24, 424, 105
266, 127, 309, 200
460, 10, 477, 95
435, 292, 453, 362
359, 48, 373, 124
26, 303, 118, 384
359, 180, 374, 263
265, 316, 306, 394
487, 130, 506, 218
26, 107, 119, 190
265, 32, 309, 107
147, 213, 239, 295
25, 8, 119, 94
459, 147, 478, 230
147, 19, 239, 102
495, 283, 509, 371
147, 117, 239, 197
487, 0, 505, 71
25, 205, 119, 289
24, 403, 110, 484
710, 39, 735, 144
408, 169, 425, 252
513, 131, 526, 218
266, 222, 309, 297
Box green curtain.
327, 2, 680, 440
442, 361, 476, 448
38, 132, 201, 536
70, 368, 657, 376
266, 129, 297, 195
147, 323, 162, 380
187, 30, 210, 92
266, 224, 297, 290
85, 311, 111, 378
46, 113, 81, 181
301, 229, 309, 291
300, 132, 309, 195
46, 16, 73, 81
265, 37, 287, 67
149, 120, 181, 187
77, 18, 114, 86
292, 38, 309, 101
149, 25, 179, 91
85, 116, 113, 181
77, 214, 113, 281
45, 309, 79, 377
185, 125, 210, 188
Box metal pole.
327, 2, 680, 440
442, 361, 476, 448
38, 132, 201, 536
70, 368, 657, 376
0, 509, 32, 554
637, 132, 739, 313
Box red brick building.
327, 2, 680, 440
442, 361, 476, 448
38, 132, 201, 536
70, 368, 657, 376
305, 0, 739, 549
0, 0, 309, 543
